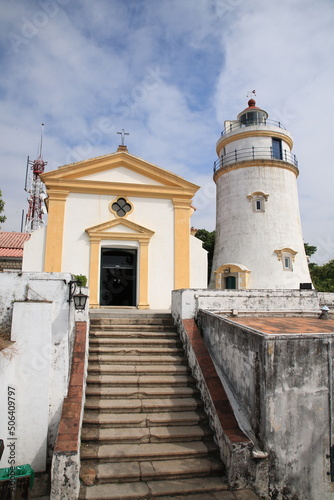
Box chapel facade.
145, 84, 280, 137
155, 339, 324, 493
23, 145, 207, 309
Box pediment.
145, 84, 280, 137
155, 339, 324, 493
86, 218, 155, 242
41, 151, 199, 194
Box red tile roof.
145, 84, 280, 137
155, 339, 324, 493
0, 232, 31, 258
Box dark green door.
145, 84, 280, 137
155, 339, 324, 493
100, 249, 137, 306
225, 276, 236, 289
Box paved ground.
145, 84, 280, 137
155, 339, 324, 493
230, 316, 334, 335
32, 490, 260, 499
159, 490, 260, 499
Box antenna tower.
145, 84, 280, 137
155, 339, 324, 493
24, 124, 48, 233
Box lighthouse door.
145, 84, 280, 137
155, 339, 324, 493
100, 248, 137, 306
225, 276, 236, 289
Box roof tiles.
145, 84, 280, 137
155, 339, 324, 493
0, 232, 31, 258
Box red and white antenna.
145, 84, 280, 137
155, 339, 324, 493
24, 124, 48, 233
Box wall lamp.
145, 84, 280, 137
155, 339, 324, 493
68, 280, 89, 311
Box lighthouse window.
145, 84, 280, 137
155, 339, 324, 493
247, 191, 269, 213
252, 196, 265, 213
272, 138, 282, 160
275, 248, 297, 271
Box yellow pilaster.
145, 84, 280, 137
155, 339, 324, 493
173, 199, 191, 289
44, 190, 68, 272
138, 241, 149, 309
89, 238, 100, 307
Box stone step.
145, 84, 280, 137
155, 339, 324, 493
81, 457, 224, 484
88, 345, 183, 355
80, 475, 229, 499
81, 440, 219, 462
85, 386, 199, 399
89, 312, 172, 320
90, 317, 175, 326
90, 324, 176, 332
88, 354, 186, 365
86, 374, 195, 386
88, 337, 181, 346
83, 410, 208, 428
87, 364, 189, 375
84, 397, 203, 413
89, 329, 177, 338
81, 424, 213, 444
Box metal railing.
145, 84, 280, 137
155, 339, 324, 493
221, 119, 286, 136
213, 146, 298, 173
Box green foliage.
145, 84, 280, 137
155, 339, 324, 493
73, 274, 87, 287
309, 260, 334, 292
194, 229, 215, 283
304, 242, 317, 257
0, 189, 6, 227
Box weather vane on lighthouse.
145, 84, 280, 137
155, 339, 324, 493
247, 90, 256, 99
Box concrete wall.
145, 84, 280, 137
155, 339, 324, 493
196, 310, 334, 500
171, 288, 321, 321
0, 272, 87, 472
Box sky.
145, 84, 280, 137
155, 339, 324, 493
0, 0, 333, 263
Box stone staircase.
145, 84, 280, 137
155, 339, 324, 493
79, 311, 229, 499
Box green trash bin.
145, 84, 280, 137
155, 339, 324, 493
0, 464, 34, 500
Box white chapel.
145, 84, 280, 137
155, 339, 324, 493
23, 143, 207, 309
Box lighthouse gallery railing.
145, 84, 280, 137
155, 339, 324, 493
214, 146, 298, 173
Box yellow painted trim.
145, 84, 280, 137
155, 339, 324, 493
214, 159, 299, 183
274, 248, 298, 262
173, 199, 191, 289
41, 179, 198, 200
86, 219, 154, 308
214, 264, 251, 290
43, 190, 69, 272
216, 129, 293, 155
247, 191, 269, 201
41, 151, 200, 192
88, 238, 100, 307
138, 242, 149, 309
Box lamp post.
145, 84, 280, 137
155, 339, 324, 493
73, 287, 89, 311
68, 280, 89, 311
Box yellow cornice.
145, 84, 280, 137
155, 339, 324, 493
43, 179, 197, 200
216, 129, 293, 155
41, 151, 200, 193
172, 198, 193, 208
47, 189, 69, 200
86, 218, 155, 242
213, 159, 299, 182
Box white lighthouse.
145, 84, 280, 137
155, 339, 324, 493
210, 98, 312, 290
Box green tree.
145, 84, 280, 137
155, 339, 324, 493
304, 242, 317, 257
194, 229, 215, 283
0, 190, 6, 227
309, 260, 334, 292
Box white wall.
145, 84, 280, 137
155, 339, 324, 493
0, 302, 52, 471
190, 235, 208, 288
212, 165, 311, 289
0, 272, 83, 472
22, 226, 46, 272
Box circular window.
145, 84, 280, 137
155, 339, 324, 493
110, 197, 133, 217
